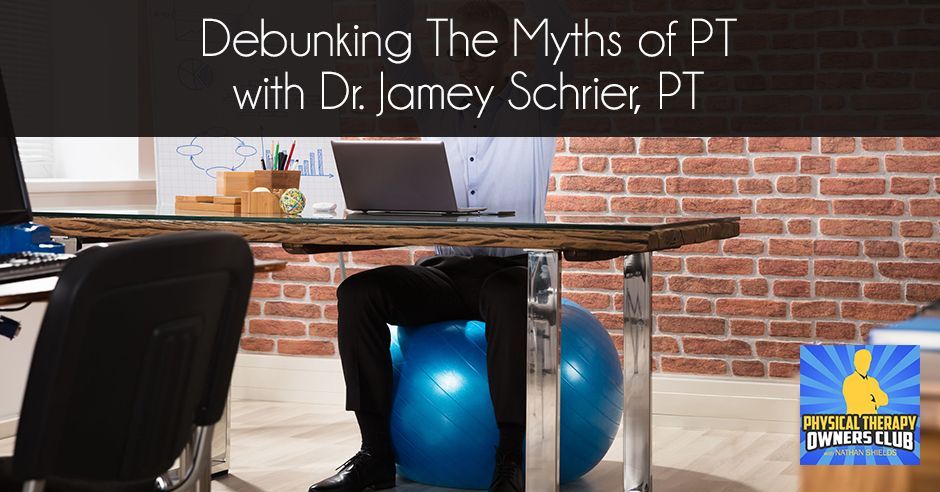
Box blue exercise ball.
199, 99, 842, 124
388, 300, 624, 489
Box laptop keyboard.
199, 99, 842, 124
0, 251, 75, 284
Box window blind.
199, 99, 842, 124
1, 1, 52, 177
15, 137, 54, 178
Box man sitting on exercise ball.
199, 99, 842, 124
309, 1, 571, 491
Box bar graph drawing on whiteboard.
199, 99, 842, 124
300, 148, 334, 178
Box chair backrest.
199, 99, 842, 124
11, 231, 254, 485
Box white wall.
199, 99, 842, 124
231, 354, 801, 433
0, 303, 46, 430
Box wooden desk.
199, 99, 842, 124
32, 208, 739, 492
33, 212, 737, 259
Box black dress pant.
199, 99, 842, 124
337, 254, 527, 427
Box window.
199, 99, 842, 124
4, 1, 54, 179
3, 3, 152, 189
16, 137, 55, 178
17, 137, 141, 181
49, 138, 139, 180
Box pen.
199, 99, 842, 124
260, 158, 266, 170
286, 141, 296, 171
275, 142, 281, 170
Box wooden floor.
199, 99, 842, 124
1, 400, 799, 491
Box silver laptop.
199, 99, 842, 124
331, 140, 486, 214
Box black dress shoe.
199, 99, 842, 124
489, 450, 523, 492
309, 449, 396, 492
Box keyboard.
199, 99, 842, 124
0, 251, 75, 284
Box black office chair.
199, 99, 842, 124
0, 231, 254, 492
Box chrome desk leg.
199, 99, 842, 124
525, 250, 561, 492
622, 253, 652, 492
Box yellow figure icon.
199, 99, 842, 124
843, 349, 888, 414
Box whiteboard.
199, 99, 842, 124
154, 136, 345, 212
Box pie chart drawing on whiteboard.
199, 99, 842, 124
178, 59, 213, 90
176, 136, 257, 178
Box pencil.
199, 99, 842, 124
286, 141, 296, 171
275, 142, 281, 170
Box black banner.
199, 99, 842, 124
1, 0, 939, 136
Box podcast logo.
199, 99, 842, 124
800, 345, 920, 465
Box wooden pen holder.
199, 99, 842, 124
254, 170, 300, 192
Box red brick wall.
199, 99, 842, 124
242, 137, 940, 379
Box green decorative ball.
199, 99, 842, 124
279, 188, 306, 215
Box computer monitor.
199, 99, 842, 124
0, 67, 33, 226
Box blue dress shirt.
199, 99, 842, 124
379, 0, 571, 256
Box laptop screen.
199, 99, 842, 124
0, 68, 33, 226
